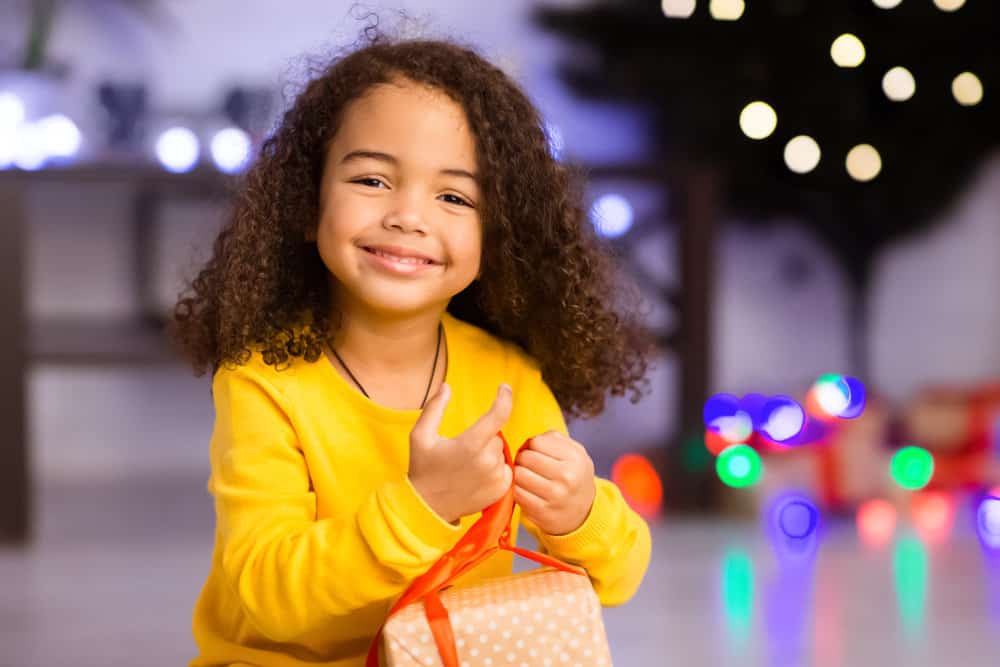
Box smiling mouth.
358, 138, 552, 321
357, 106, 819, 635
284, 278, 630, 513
362, 247, 438, 265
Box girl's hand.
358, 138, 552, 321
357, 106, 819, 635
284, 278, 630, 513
514, 431, 597, 536
408, 382, 514, 524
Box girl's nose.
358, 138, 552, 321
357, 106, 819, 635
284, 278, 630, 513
382, 205, 427, 235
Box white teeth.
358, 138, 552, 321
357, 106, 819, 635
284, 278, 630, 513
370, 248, 432, 264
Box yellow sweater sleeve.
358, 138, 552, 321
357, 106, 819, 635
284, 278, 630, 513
515, 364, 652, 607
209, 362, 464, 643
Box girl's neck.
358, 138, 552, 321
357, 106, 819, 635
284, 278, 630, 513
330, 306, 446, 377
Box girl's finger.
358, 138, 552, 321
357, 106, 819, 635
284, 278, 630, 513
516, 449, 563, 481
513, 463, 552, 500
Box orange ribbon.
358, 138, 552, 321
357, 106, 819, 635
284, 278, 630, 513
366, 431, 587, 667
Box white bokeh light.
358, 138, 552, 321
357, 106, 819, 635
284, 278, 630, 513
762, 404, 806, 442
934, 0, 965, 11
784, 135, 821, 174
952, 72, 983, 106
38, 114, 82, 159
846, 144, 882, 182
709, 0, 744, 20
591, 193, 634, 238
882, 67, 916, 102
0, 125, 18, 169
831, 34, 866, 68
13, 122, 47, 171
815, 382, 851, 417
661, 0, 696, 18
0, 92, 26, 128
872, 0, 903, 8
210, 127, 252, 174
739, 101, 777, 140
979, 497, 1000, 548
156, 127, 200, 173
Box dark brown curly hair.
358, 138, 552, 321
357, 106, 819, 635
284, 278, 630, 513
171, 25, 654, 420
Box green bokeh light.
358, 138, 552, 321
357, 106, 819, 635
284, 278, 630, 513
722, 549, 754, 644
893, 536, 928, 637
716, 445, 763, 488
890, 446, 934, 490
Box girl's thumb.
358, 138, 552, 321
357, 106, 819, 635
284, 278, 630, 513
415, 382, 450, 438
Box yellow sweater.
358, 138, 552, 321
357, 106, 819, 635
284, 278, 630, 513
191, 311, 651, 666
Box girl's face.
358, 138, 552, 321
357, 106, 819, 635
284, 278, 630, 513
315, 78, 483, 322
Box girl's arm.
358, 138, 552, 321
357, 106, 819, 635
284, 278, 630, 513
512, 364, 652, 607
209, 363, 464, 643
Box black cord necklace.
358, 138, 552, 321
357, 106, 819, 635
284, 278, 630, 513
330, 322, 442, 409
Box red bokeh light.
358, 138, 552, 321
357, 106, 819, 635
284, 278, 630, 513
704, 429, 730, 456
911, 490, 955, 545
612, 453, 663, 519
857, 498, 896, 548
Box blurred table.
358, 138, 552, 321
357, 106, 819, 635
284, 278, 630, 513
0, 164, 233, 544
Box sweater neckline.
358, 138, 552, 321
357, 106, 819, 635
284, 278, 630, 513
317, 311, 458, 424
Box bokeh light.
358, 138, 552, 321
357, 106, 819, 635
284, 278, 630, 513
717, 444, 763, 487
978, 495, 1000, 550
890, 446, 935, 490
784, 135, 821, 174
872, 0, 903, 8
952, 72, 984, 106
0, 92, 26, 128
857, 499, 896, 548
13, 122, 47, 171
705, 393, 740, 425
779, 498, 819, 538
721, 549, 754, 644
611, 453, 663, 518
591, 193, 634, 239
739, 101, 777, 140
838, 377, 867, 418
709, 0, 744, 21
156, 127, 200, 173
815, 375, 851, 415
705, 393, 754, 443
934, 0, 966, 11
767, 493, 822, 564
883, 66, 916, 102
846, 144, 882, 182
38, 114, 82, 160
760, 396, 806, 442
739, 393, 768, 430
0, 126, 15, 169
893, 536, 928, 637
830, 34, 866, 68
911, 490, 955, 545
661, 0, 696, 18
704, 428, 731, 456
210, 127, 252, 174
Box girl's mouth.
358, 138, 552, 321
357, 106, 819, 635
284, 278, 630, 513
361, 247, 440, 275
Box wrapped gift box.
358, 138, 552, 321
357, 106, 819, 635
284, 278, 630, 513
382, 567, 612, 667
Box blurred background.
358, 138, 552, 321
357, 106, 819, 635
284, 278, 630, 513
2, 0, 1000, 665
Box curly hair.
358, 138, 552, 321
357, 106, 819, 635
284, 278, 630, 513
171, 25, 655, 420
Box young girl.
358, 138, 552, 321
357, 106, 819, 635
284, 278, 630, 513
173, 29, 654, 667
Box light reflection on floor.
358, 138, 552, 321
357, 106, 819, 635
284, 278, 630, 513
3, 480, 997, 666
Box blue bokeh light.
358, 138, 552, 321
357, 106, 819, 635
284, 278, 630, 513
590, 193, 634, 238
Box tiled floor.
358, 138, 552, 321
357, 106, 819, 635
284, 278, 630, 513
2, 367, 999, 666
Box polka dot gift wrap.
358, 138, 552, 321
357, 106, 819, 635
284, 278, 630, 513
382, 567, 612, 667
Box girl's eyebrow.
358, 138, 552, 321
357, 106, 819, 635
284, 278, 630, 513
340, 149, 479, 183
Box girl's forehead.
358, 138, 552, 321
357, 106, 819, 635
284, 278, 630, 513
332, 81, 479, 173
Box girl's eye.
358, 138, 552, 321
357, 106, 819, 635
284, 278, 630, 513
352, 177, 387, 188
441, 193, 473, 208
